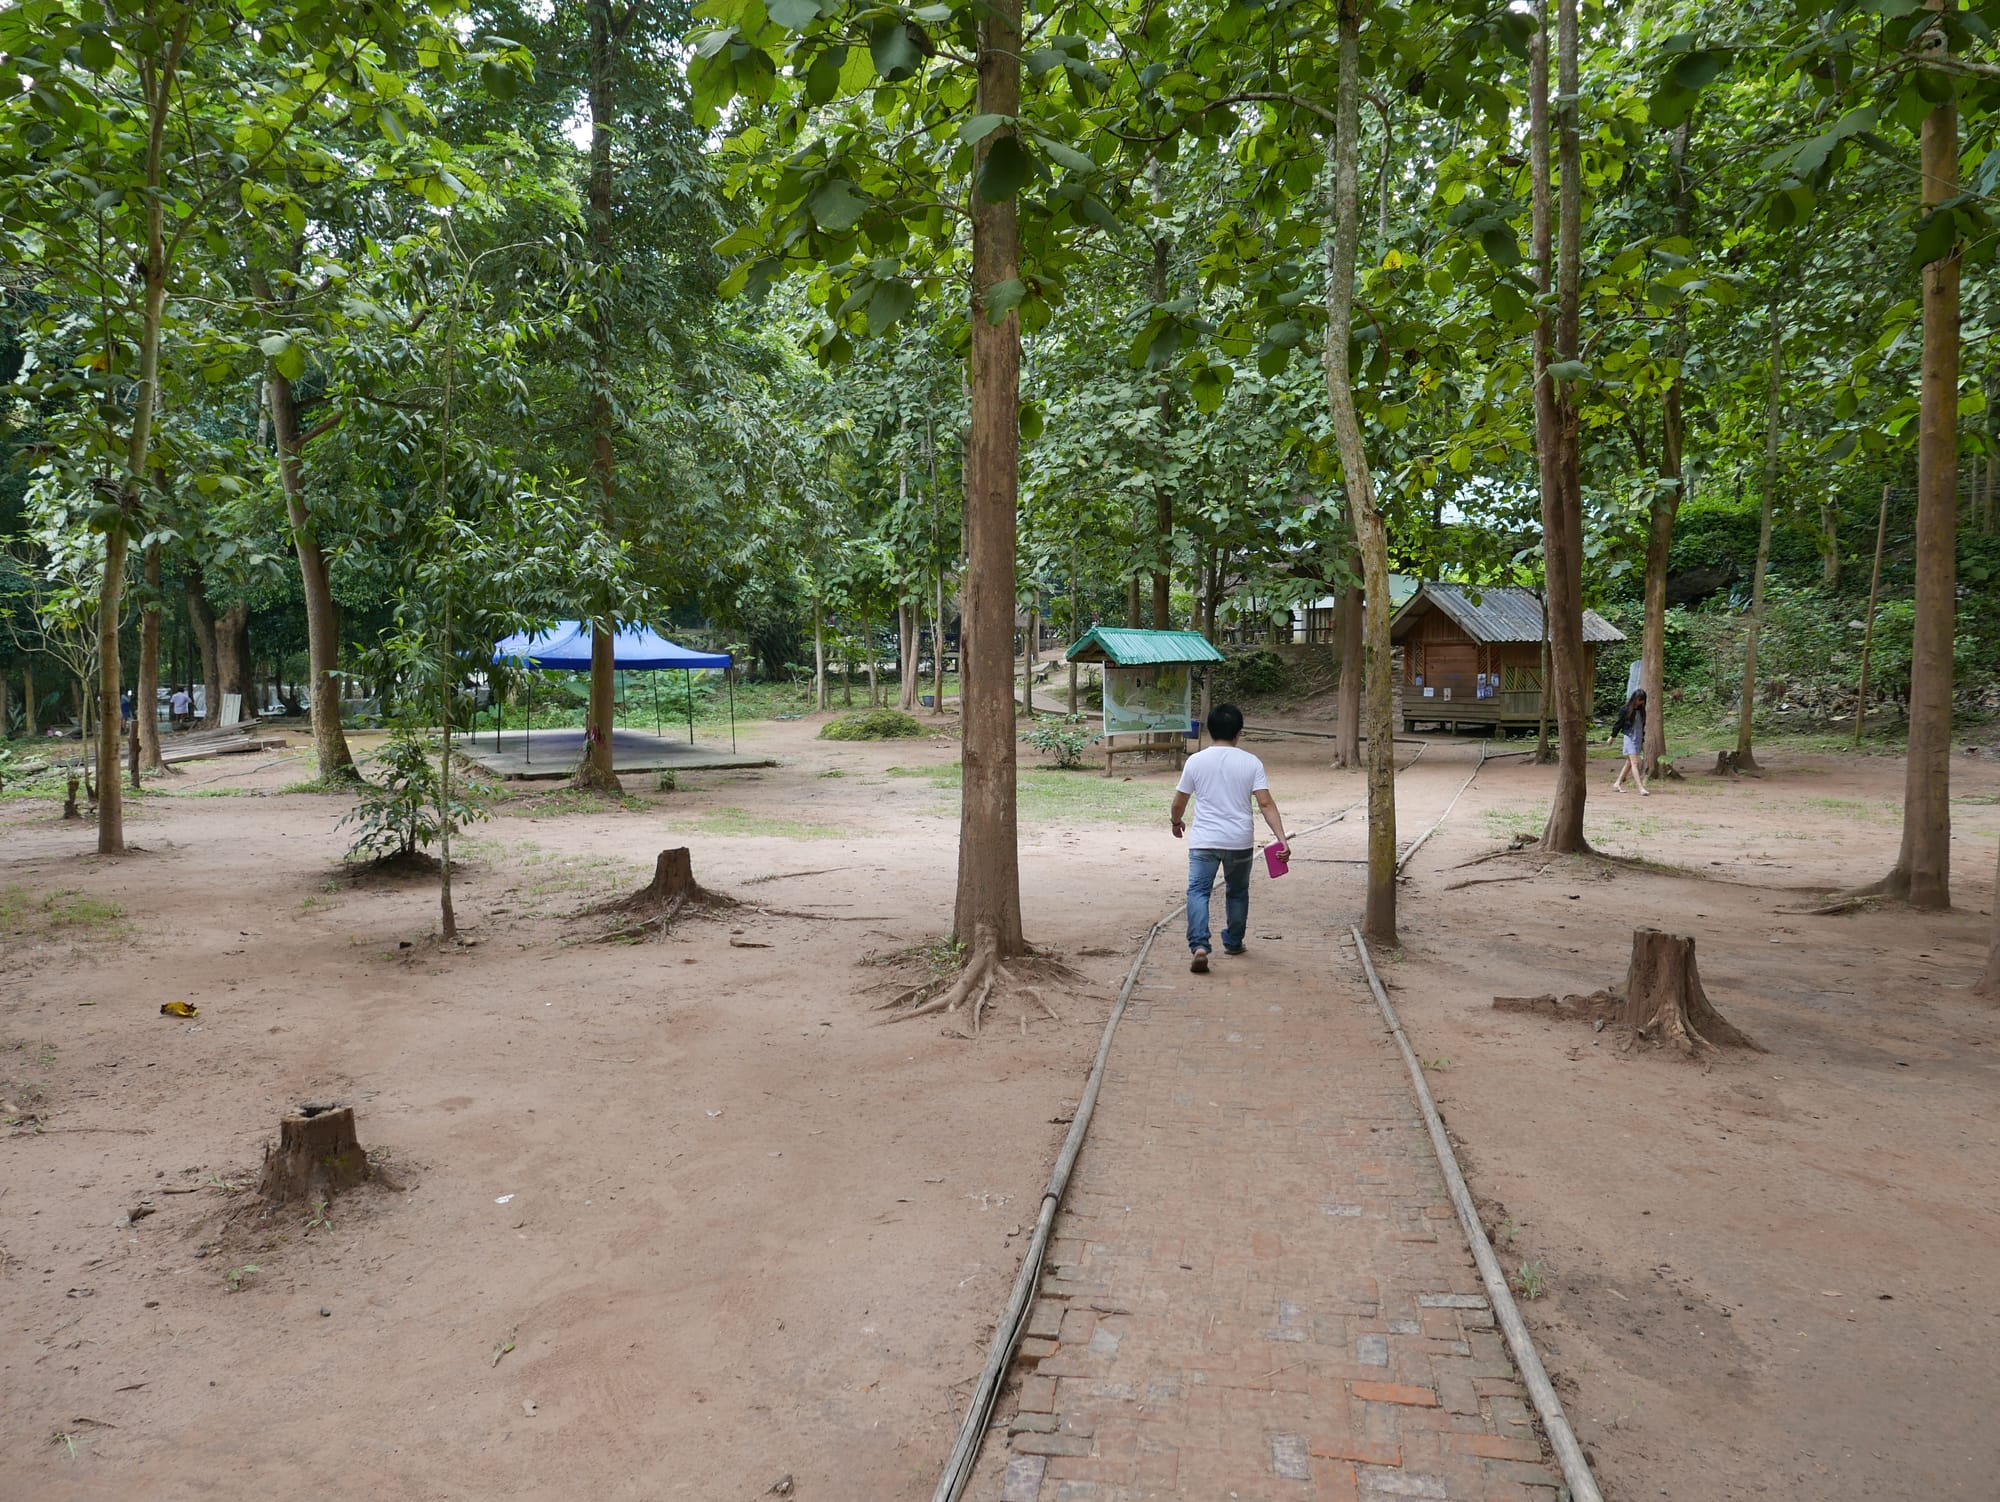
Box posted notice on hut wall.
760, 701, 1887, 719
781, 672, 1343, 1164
1104, 664, 1192, 736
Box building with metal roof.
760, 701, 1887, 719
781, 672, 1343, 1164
1389, 583, 1625, 734
1064, 626, 1227, 667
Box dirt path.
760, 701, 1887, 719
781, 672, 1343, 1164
971, 849, 1563, 1501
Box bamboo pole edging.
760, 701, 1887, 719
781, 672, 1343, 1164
1350, 925, 1604, 1502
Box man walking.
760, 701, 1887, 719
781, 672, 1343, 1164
1170, 703, 1288, 974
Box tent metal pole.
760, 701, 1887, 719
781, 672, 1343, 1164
686, 669, 694, 744
653, 673, 660, 739
729, 671, 736, 753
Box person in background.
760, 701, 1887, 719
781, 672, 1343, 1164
119, 688, 133, 729
1169, 702, 1289, 974
1611, 688, 1649, 796
169, 686, 191, 729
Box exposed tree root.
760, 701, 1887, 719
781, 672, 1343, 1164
1494, 927, 1761, 1061
581, 847, 736, 943
878, 936, 1082, 1033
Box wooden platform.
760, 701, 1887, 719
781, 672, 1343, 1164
457, 727, 774, 780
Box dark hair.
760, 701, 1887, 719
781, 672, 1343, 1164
1615, 689, 1647, 734
1207, 702, 1245, 741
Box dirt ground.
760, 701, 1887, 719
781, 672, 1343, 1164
3, 715, 1996, 1500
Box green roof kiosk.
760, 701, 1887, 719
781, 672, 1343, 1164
1064, 627, 1227, 777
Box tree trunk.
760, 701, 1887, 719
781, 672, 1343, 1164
933, 572, 947, 714
1855, 483, 1891, 744
1327, 0, 1396, 942
1620, 929, 1760, 1056
1150, 161, 1174, 630
257, 1103, 371, 1205
0, 668, 9, 740
573, 0, 624, 796
1820, 500, 1840, 588
573, 621, 621, 792
952, 0, 1028, 961
1737, 301, 1783, 772
186, 576, 220, 729
1021, 604, 1037, 711
1641, 119, 1692, 779
813, 601, 827, 711
1878, 45, 1958, 909
1068, 539, 1081, 716
898, 599, 917, 711
214, 603, 252, 725
862, 605, 879, 706
1533, 0, 1590, 850
1333, 570, 1362, 768
22, 661, 35, 736
1125, 574, 1142, 627
267, 370, 356, 782
1984, 448, 1997, 534
136, 541, 164, 772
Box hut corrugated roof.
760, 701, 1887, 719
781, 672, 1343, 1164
1391, 583, 1625, 644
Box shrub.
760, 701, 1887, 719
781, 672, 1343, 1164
1213, 646, 1290, 700
338, 730, 493, 862
818, 708, 927, 741
1022, 713, 1095, 769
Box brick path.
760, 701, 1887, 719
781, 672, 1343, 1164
973, 866, 1564, 1502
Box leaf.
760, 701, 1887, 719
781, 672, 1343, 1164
1479, 225, 1520, 268
975, 134, 1031, 203
960, 113, 1009, 145
1019, 401, 1044, 442
983, 277, 1027, 323
1379, 402, 1409, 432
866, 278, 916, 335
1547, 359, 1589, 382
806, 46, 845, 104
808, 177, 869, 232
1033, 133, 1095, 174
869, 19, 921, 82
1911, 207, 1957, 269
1669, 50, 1724, 90
1190, 362, 1232, 414
766, 0, 819, 29
78, 29, 115, 74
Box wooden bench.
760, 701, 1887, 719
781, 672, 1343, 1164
1101, 731, 1191, 777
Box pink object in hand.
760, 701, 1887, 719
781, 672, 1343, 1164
1264, 841, 1290, 879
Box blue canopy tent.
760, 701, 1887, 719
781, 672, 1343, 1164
491, 622, 735, 762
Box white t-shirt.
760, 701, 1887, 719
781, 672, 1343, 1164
1176, 745, 1269, 850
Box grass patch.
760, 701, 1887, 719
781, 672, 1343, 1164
687, 805, 845, 839
819, 708, 926, 741
279, 775, 366, 795
501, 788, 648, 816
903, 762, 1167, 824
459, 836, 642, 912
1483, 807, 1543, 841
0, 885, 128, 937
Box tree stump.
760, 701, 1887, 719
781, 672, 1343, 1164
257, 1103, 371, 1204
646, 847, 700, 903
1620, 929, 1761, 1056
586, 847, 734, 941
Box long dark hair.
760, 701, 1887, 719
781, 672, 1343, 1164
1615, 688, 1647, 734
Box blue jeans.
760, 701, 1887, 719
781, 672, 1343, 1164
1187, 848, 1253, 954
